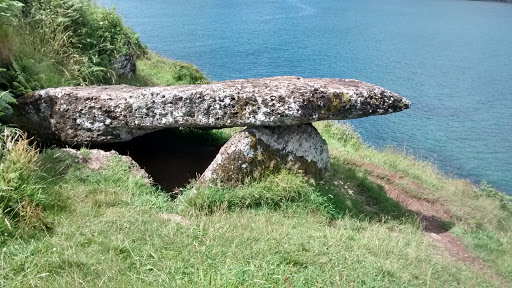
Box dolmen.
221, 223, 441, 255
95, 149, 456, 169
12, 76, 410, 186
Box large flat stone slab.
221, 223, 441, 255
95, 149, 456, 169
12, 76, 410, 144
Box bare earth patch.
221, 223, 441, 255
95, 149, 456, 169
360, 163, 507, 286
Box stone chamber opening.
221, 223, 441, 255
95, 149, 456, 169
94, 128, 227, 192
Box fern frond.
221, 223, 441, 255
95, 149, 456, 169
0, 90, 16, 117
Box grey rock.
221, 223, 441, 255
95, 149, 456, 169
113, 54, 136, 78
60, 148, 150, 182
198, 124, 329, 186
12, 76, 410, 144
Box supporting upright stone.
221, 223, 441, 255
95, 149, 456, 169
199, 124, 329, 186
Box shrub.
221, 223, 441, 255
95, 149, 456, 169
0, 0, 23, 65
0, 132, 67, 236
477, 181, 512, 214
0, 90, 16, 118
0, 133, 41, 231
0, 1, 23, 116
0, 0, 148, 103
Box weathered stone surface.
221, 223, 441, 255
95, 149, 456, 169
61, 148, 150, 182
12, 76, 410, 144
113, 54, 136, 78
198, 124, 329, 186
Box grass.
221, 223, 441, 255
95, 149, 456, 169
177, 170, 337, 218
315, 121, 512, 230
315, 121, 512, 284
0, 208, 495, 287
118, 52, 209, 87
0, 123, 510, 286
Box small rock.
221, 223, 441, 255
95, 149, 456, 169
113, 54, 136, 78
60, 148, 150, 182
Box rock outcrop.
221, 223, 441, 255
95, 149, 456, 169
12, 76, 410, 144
199, 124, 329, 186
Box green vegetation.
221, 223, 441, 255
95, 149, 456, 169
0, 122, 510, 286
315, 121, 512, 284
177, 171, 338, 218
316, 121, 512, 231
119, 52, 209, 87
1, 0, 144, 95
0, 0, 208, 118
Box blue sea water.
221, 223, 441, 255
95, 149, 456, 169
98, 0, 512, 194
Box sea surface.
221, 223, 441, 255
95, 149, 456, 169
98, 0, 512, 194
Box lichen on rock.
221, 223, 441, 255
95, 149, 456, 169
199, 124, 329, 186
12, 76, 410, 145
60, 148, 150, 182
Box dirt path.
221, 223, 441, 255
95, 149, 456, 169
360, 163, 507, 286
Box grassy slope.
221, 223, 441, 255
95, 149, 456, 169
1, 121, 510, 287
117, 51, 209, 87
316, 122, 512, 283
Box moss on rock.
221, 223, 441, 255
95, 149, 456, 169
198, 124, 329, 187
